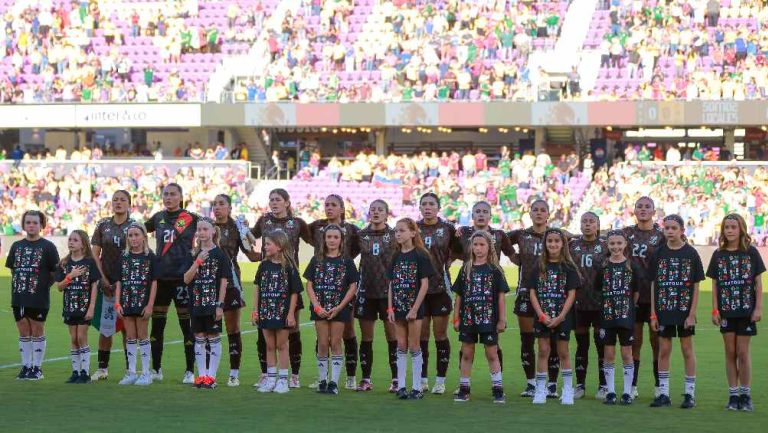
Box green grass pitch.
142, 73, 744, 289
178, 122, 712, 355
1, 264, 766, 432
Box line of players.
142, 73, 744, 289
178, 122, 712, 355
5, 186, 763, 410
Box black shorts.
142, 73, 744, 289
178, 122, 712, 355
311, 305, 352, 322
576, 310, 601, 329
514, 292, 535, 317
599, 327, 634, 346
423, 292, 452, 317
459, 330, 498, 346
355, 297, 388, 321
534, 314, 574, 341
635, 303, 652, 323
191, 315, 223, 334
395, 305, 425, 322
12, 306, 49, 322
64, 316, 91, 326
155, 279, 190, 309
657, 324, 695, 339
719, 317, 757, 336
223, 282, 246, 312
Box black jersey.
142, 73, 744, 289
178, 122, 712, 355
308, 219, 361, 259
145, 209, 199, 280
251, 213, 312, 264
303, 256, 359, 311
357, 225, 397, 299
569, 236, 608, 311
458, 226, 516, 263
650, 243, 705, 326
185, 247, 232, 317
55, 257, 101, 318
508, 228, 545, 295
91, 216, 135, 283
255, 260, 303, 329
418, 219, 461, 294
5, 238, 60, 309
527, 262, 580, 318
707, 246, 766, 318
452, 263, 510, 333
118, 252, 157, 316
623, 224, 664, 305
388, 249, 436, 317
596, 260, 642, 329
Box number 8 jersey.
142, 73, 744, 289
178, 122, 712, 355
622, 224, 664, 305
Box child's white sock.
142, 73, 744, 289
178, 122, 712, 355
411, 350, 423, 391
207, 336, 222, 379
194, 337, 207, 377
603, 362, 615, 394
623, 363, 634, 396
317, 355, 329, 382
126, 339, 138, 374
331, 355, 343, 383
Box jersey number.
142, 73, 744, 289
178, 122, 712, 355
581, 254, 593, 268
372, 242, 380, 256
163, 229, 175, 244
533, 243, 543, 257
112, 235, 122, 248
425, 236, 433, 248
632, 243, 648, 258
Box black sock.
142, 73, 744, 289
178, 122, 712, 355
420, 340, 429, 379
257, 330, 267, 374
344, 336, 358, 377
360, 340, 373, 379
387, 340, 398, 379
548, 335, 560, 383
435, 339, 450, 378
520, 332, 535, 380
594, 331, 606, 386
575, 333, 589, 386
98, 350, 110, 370
228, 332, 242, 370
653, 358, 660, 387
497, 346, 504, 372
632, 359, 640, 387
150, 313, 167, 371
178, 313, 194, 372
289, 331, 302, 376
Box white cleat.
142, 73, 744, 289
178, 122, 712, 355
227, 376, 240, 387
595, 386, 608, 400
431, 382, 446, 395
274, 378, 290, 394
91, 369, 109, 381
561, 387, 575, 405
134, 373, 153, 386
118, 373, 138, 385
258, 378, 276, 393
653, 386, 661, 398
345, 376, 357, 390
307, 380, 319, 389
533, 389, 548, 404
631, 386, 639, 398
289, 374, 300, 388
574, 384, 585, 399
151, 369, 163, 381
254, 374, 267, 388
421, 378, 429, 392
182, 371, 195, 384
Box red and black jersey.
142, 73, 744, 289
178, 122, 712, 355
417, 219, 461, 295
145, 209, 199, 280
457, 226, 516, 263
622, 224, 664, 305
308, 219, 361, 259
251, 213, 312, 265
508, 227, 545, 295
357, 225, 397, 299
91, 216, 136, 283
569, 236, 608, 311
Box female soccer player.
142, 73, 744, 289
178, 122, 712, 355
145, 183, 200, 383
252, 231, 304, 394
308, 194, 361, 390
90, 190, 134, 381
56, 230, 101, 384
356, 200, 399, 392
649, 215, 704, 409
305, 224, 359, 395
6, 210, 60, 380
251, 188, 312, 388
388, 218, 435, 400
183, 218, 231, 389
707, 214, 764, 411
452, 230, 509, 404
595, 230, 641, 405
528, 228, 580, 405
569, 212, 608, 399
211, 194, 260, 387
417, 193, 462, 394
115, 223, 157, 386
623, 196, 664, 398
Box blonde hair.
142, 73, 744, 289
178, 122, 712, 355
192, 217, 221, 256
539, 228, 581, 281
718, 213, 752, 252
124, 222, 151, 255
462, 230, 503, 282
264, 229, 299, 272
60, 230, 94, 268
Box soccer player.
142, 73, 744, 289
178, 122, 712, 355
708, 214, 764, 411
211, 194, 260, 387
356, 200, 399, 392
145, 183, 200, 383
55, 230, 101, 384
252, 231, 304, 394
417, 193, 462, 394
649, 215, 704, 409
305, 224, 359, 395
308, 194, 361, 390
90, 190, 134, 381
183, 218, 231, 389
388, 218, 436, 400
6, 210, 60, 380
452, 230, 509, 404
569, 212, 608, 399
251, 188, 312, 389
623, 196, 664, 398
528, 228, 580, 405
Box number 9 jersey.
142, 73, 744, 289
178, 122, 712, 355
622, 224, 664, 305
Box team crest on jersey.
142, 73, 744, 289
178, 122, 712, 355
383, 233, 391, 243
650, 235, 659, 244
599, 328, 606, 338
595, 245, 603, 253
574, 245, 582, 252
436, 228, 444, 237
266, 219, 273, 226
286, 220, 295, 229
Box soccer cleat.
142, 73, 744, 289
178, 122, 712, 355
16, 366, 29, 380
77, 370, 91, 384
653, 386, 661, 398
182, 371, 195, 384
726, 395, 740, 411
345, 376, 357, 390
134, 373, 152, 386
574, 384, 585, 399
203, 377, 217, 389
151, 369, 163, 381
289, 374, 301, 389
420, 378, 429, 392
740, 395, 754, 412
193, 376, 205, 389
408, 389, 425, 400
492, 386, 506, 404
595, 385, 608, 400
317, 380, 328, 393
650, 394, 672, 407
532, 388, 547, 404
257, 378, 276, 393
307, 380, 319, 389
396, 388, 409, 400
118, 373, 139, 385
547, 383, 559, 399
357, 379, 373, 392
29, 367, 44, 381
91, 368, 109, 381
254, 374, 267, 389
327, 381, 339, 395
432, 382, 446, 395
560, 387, 574, 405
274, 378, 290, 394
454, 385, 470, 402
388, 379, 399, 393
620, 393, 634, 405
680, 394, 696, 409
631, 386, 639, 398
66, 371, 80, 384
520, 383, 536, 397
227, 376, 240, 387
603, 392, 618, 405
